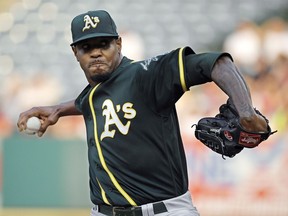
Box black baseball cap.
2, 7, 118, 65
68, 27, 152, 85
70, 10, 119, 46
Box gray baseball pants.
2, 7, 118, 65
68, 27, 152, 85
90, 190, 200, 216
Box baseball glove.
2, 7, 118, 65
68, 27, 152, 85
193, 99, 276, 159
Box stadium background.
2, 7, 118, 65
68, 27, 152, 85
0, 0, 288, 215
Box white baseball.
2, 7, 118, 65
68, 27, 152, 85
25, 116, 41, 135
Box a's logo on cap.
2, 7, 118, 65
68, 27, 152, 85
82, 15, 100, 32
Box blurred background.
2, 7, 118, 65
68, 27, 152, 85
0, 0, 288, 215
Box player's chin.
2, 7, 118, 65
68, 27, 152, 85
90, 72, 112, 83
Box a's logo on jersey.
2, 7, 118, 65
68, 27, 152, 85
82, 15, 100, 32
101, 99, 136, 140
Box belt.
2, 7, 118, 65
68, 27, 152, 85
98, 202, 167, 216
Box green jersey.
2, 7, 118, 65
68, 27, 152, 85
75, 46, 227, 206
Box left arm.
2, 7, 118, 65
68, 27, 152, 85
211, 56, 268, 132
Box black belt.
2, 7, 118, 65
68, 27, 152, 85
98, 202, 167, 216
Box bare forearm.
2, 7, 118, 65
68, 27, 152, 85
17, 99, 82, 136
211, 56, 255, 118
56, 100, 82, 117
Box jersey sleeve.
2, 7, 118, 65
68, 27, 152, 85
135, 47, 233, 113
184, 52, 233, 86
74, 84, 91, 113
135, 47, 195, 112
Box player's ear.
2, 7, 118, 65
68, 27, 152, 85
71, 46, 79, 61
116, 37, 122, 54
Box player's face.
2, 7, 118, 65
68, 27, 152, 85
72, 37, 122, 85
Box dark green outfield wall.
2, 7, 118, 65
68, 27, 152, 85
2, 133, 91, 207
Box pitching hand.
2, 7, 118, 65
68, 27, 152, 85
17, 106, 61, 137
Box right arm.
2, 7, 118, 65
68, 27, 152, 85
17, 100, 82, 137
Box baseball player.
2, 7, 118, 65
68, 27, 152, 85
17, 10, 270, 216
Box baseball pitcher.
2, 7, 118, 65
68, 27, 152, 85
17, 10, 275, 216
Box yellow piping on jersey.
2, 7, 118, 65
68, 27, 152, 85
89, 84, 137, 206
178, 47, 188, 92
96, 178, 111, 205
